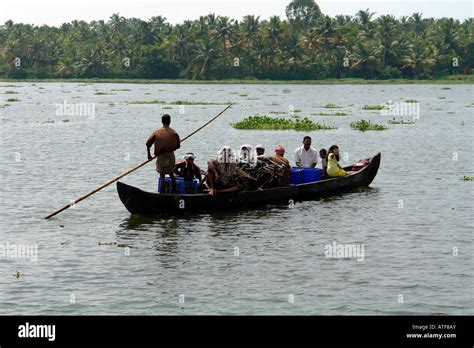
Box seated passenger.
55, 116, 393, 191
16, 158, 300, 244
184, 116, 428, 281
268, 145, 291, 185
175, 153, 204, 187
255, 144, 266, 160
207, 146, 240, 196
238, 144, 257, 169
326, 145, 347, 177
319, 148, 328, 177
294, 136, 318, 168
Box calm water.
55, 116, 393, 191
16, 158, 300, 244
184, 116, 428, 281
0, 82, 472, 315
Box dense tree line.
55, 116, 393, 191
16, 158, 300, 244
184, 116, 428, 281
0, 0, 472, 80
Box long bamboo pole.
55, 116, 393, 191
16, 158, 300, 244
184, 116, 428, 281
44, 103, 233, 219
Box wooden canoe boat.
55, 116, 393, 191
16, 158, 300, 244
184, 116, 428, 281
117, 152, 381, 215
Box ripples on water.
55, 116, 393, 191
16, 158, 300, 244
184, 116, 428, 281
0, 83, 472, 315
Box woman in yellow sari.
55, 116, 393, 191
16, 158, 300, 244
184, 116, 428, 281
326, 145, 347, 177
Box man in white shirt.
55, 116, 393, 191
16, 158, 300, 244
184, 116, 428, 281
294, 136, 318, 168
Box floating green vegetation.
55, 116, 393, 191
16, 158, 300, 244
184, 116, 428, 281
162, 106, 172, 109
0, 85, 21, 88
62, 119, 69, 122
110, 88, 131, 91
43, 119, 54, 123
438, 96, 446, 99
6, 98, 20, 102
362, 104, 385, 110
282, 89, 291, 93
173, 100, 228, 105
460, 176, 474, 181
94, 91, 114, 95
388, 117, 415, 124
292, 109, 302, 113
269, 111, 287, 115
98, 241, 130, 248
312, 111, 348, 116
0, 103, 11, 108
129, 99, 171, 104
238, 93, 248, 97
323, 103, 341, 108
441, 87, 451, 90
13, 271, 21, 279
129, 100, 227, 105
4, 90, 19, 94
447, 111, 455, 114
405, 99, 418, 103
233, 115, 336, 131
351, 119, 388, 131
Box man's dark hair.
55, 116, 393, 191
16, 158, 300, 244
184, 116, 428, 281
303, 136, 311, 142
162, 114, 171, 126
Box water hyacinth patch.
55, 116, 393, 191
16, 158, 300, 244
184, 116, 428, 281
460, 176, 474, 181
362, 104, 385, 110
351, 119, 388, 131
6, 98, 20, 102
233, 115, 336, 131
312, 111, 348, 116
129, 100, 228, 105
388, 118, 416, 124
323, 103, 341, 108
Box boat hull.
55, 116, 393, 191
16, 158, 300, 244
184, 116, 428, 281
117, 153, 381, 214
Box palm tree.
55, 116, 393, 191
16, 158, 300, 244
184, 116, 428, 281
214, 16, 234, 67
409, 13, 425, 36
375, 15, 399, 67
356, 9, 376, 40
188, 36, 219, 79
401, 38, 437, 77
349, 40, 380, 78
240, 15, 260, 49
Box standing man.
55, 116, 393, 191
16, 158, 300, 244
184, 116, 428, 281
294, 136, 318, 168
146, 114, 180, 193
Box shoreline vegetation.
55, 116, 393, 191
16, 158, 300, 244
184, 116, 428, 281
0, 0, 472, 82
0, 76, 473, 85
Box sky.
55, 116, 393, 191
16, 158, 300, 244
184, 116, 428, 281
1, 0, 472, 26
